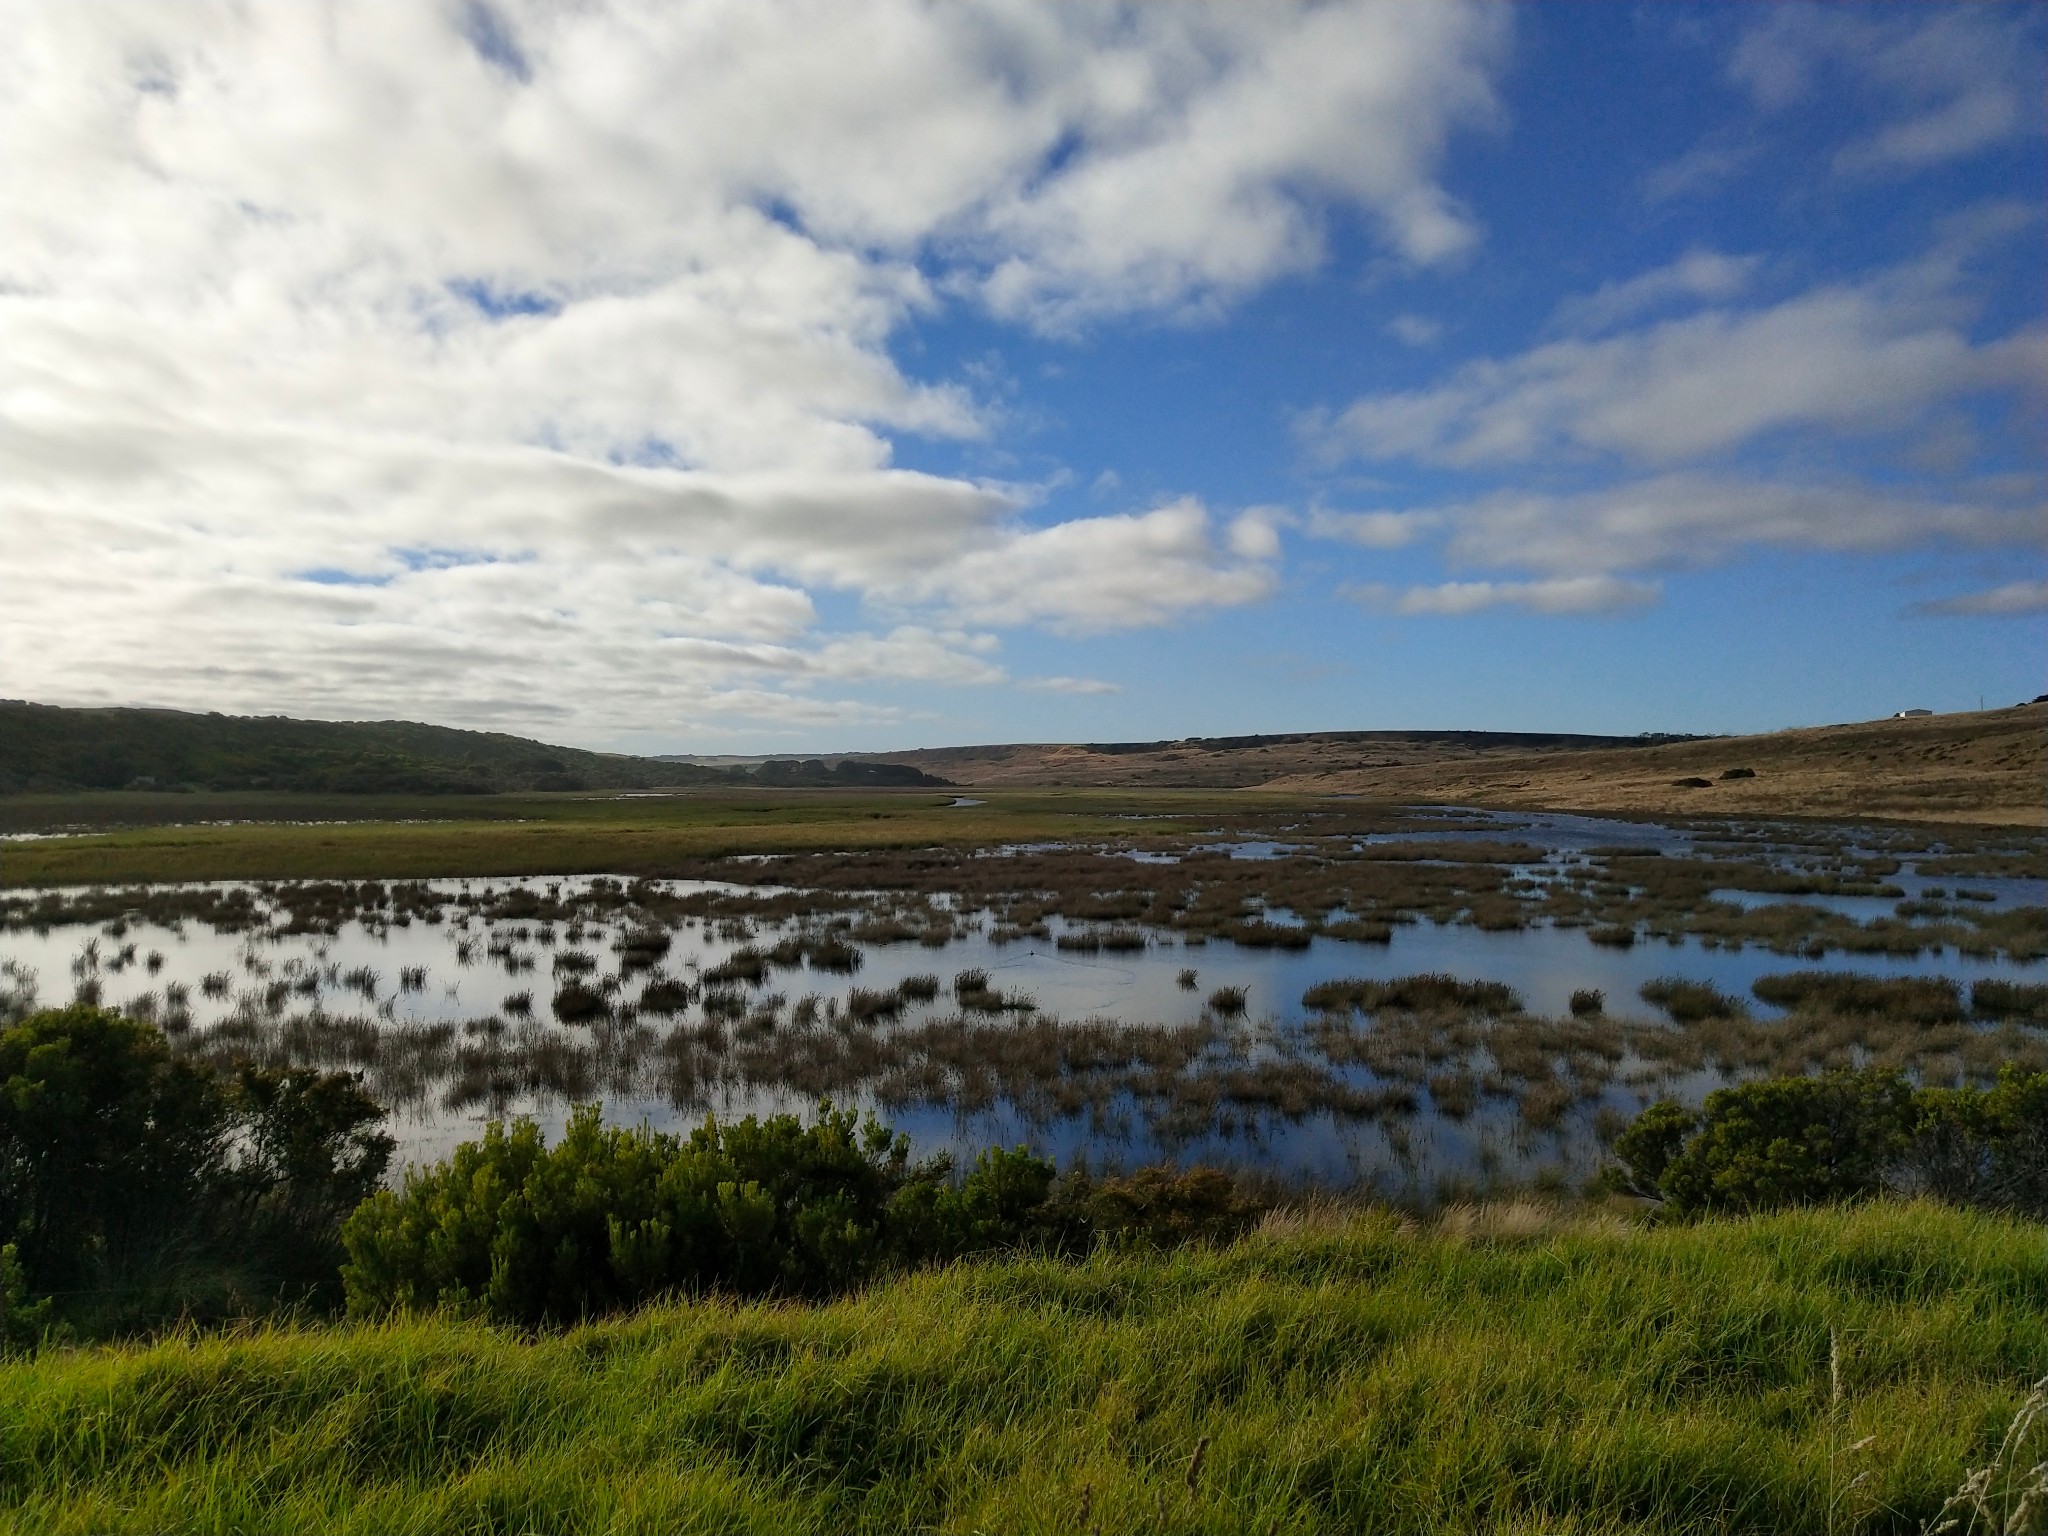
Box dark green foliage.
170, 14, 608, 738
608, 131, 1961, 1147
0, 1007, 390, 1324
1609, 1100, 1698, 1199
1750, 971, 1964, 1023
0, 1005, 229, 1295
340, 1106, 1269, 1326
750, 758, 951, 787
1615, 1067, 2048, 1220
1639, 976, 1746, 1022
1907, 1066, 2048, 1218
0, 700, 737, 795
340, 1106, 1046, 1323
1658, 1070, 1915, 1213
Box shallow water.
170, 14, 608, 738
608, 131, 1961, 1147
6, 872, 2043, 1192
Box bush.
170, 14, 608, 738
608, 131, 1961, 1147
1905, 1066, 2048, 1219
0, 1006, 391, 1324
341, 1104, 1065, 1324
1611, 1067, 2048, 1220
1659, 1070, 1914, 1213
1569, 988, 1604, 1017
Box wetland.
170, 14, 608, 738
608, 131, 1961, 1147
6, 796, 2042, 1199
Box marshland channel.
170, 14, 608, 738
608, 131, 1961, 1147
4, 803, 2043, 1201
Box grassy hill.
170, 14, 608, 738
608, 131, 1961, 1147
0, 703, 954, 796
2, 1200, 2041, 1534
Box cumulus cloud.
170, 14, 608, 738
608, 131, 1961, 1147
1908, 580, 2048, 618
0, 0, 1507, 741
1347, 575, 1659, 617
1311, 256, 2043, 469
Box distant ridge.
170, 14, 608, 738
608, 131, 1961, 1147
0, 702, 956, 795
0, 702, 731, 795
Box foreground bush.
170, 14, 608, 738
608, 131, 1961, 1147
342, 1104, 1263, 1324
1614, 1065, 2048, 1218
0, 1006, 391, 1328
4, 1201, 2043, 1534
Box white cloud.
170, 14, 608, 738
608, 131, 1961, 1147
1909, 580, 2048, 618
1399, 474, 2041, 579
1385, 313, 1442, 347
0, 1, 1510, 741
1348, 575, 1659, 617
1549, 250, 1759, 335
1313, 253, 2043, 468
1728, 5, 2041, 175
1305, 507, 1434, 549
1022, 675, 1122, 695
892, 498, 1278, 635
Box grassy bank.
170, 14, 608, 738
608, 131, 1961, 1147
3, 1200, 2043, 1534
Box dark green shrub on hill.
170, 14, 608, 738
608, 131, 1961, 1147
0, 1006, 390, 1325
1613, 1065, 2048, 1220
340, 1105, 1269, 1326
341, 1105, 1047, 1323
1908, 1066, 2048, 1216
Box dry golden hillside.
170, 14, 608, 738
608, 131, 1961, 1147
860, 705, 2046, 824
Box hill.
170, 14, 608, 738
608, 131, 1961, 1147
0, 702, 733, 795
843, 707, 2045, 825
0, 703, 957, 796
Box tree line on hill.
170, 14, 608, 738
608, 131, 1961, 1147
0, 702, 948, 795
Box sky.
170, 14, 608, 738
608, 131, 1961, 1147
2, 1, 2043, 753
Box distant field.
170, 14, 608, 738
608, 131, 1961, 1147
0, 788, 1229, 887
2, 1200, 2040, 1535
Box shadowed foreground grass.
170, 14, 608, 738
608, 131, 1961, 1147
3, 1201, 2044, 1534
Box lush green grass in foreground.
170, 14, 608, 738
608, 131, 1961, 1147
4, 1201, 2042, 1534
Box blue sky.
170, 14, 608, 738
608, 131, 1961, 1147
3, 2, 2042, 749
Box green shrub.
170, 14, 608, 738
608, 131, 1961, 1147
1906, 1066, 2048, 1219
1659, 1070, 1914, 1213
0, 1006, 390, 1324
1612, 1067, 2048, 1220
340, 1105, 1066, 1324
0, 1005, 228, 1296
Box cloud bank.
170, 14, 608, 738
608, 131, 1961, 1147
0, 0, 1507, 739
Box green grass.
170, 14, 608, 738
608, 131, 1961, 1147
0, 789, 1281, 888
4, 1200, 2043, 1534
